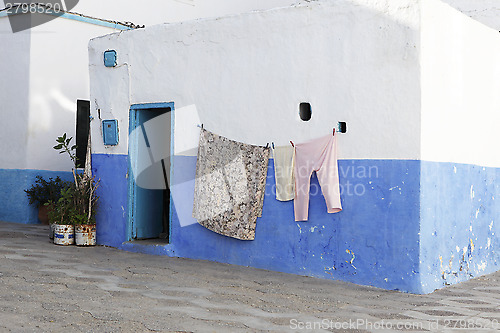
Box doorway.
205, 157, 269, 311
128, 102, 174, 241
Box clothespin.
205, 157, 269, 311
265, 143, 269, 149
333, 127, 336, 136
272, 142, 275, 149
290, 140, 295, 147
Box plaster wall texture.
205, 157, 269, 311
0, 18, 30, 169
73, 0, 299, 27
421, 0, 500, 168
0, 0, 299, 224
419, 0, 500, 293
0, 13, 123, 223
90, 0, 499, 292
89, 0, 422, 159
27, 17, 118, 172
88, 0, 430, 293
442, 0, 500, 31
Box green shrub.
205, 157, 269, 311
24, 176, 71, 207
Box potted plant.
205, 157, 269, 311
48, 187, 76, 246
53, 133, 99, 246
71, 172, 99, 246
25, 176, 68, 225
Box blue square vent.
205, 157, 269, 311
102, 119, 119, 145
104, 50, 117, 67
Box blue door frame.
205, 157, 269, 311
127, 102, 175, 241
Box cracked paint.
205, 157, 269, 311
346, 249, 356, 269
324, 266, 336, 275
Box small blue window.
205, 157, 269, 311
104, 50, 117, 67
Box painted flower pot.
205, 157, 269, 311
75, 224, 96, 246
53, 224, 74, 245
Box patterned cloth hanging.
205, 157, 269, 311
193, 129, 270, 240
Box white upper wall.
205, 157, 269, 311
1, 0, 302, 171
421, 0, 500, 168
89, 0, 422, 160
0, 17, 30, 169
26, 16, 118, 171
442, 0, 500, 31
73, 0, 299, 26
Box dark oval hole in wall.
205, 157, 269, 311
299, 102, 311, 121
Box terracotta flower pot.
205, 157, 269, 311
38, 204, 53, 225
75, 224, 96, 246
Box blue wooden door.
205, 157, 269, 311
129, 106, 171, 240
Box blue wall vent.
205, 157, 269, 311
104, 50, 117, 67
102, 119, 119, 145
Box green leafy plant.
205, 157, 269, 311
52, 133, 99, 225
47, 187, 75, 225
24, 176, 70, 207
53, 133, 77, 166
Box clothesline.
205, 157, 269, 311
192, 127, 342, 241
196, 123, 346, 150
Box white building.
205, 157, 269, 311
87, 0, 500, 294
0, 0, 297, 224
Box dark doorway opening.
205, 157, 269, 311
128, 103, 173, 242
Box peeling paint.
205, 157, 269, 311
310, 226, 317, 233
324, 266, 336, 275
346, 249, 356, 269
477, 262, 487, 271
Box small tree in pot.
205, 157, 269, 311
53, 133, 99, 246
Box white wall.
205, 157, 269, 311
73, 0, 299, 27
1, 0, 302, 172
421, 0, 500, 168
0, 17, 30, 169
442, 0, 500, 31
89, 0, 422, 160
26, 16, 116, 171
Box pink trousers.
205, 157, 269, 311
294, 133, 342, 221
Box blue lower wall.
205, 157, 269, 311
93, 153, 423, 293
0, 169, 73, 224
170, 157, 422, 292
419, 162, 500, 293
92, 154, 129, 248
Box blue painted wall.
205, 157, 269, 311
419, 161, 500, 293
93, 153, 424, 293
92, 154, 129, 248
0, 169, 73, 224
